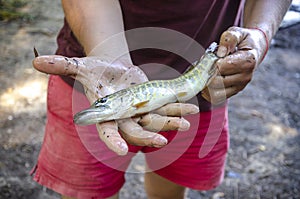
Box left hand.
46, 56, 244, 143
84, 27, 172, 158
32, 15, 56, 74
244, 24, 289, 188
202, 26, 269, 104
33, 55, 199, 155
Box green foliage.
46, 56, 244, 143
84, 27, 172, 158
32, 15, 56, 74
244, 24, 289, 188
0, 0, 31, 21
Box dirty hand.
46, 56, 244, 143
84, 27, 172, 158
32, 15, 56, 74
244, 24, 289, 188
202, 26, 269, 104
33, 55, 199, 155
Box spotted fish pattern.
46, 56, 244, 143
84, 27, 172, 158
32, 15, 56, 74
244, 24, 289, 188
74, 42, 219, 125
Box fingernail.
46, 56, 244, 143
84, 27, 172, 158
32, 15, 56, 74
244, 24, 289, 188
32, 56, 45, 67
117, 141, 128, 156
178, 120, 190, 131
33, 56, 52, 65
189, 105, 199, 114
217, 46, 227, 57
153, 135, 168, 147
33, 47, 39, 57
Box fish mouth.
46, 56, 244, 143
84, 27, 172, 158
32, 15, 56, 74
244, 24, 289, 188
73, 105, 112, 125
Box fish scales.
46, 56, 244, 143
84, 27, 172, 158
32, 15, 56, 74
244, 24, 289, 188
73, 42, 219, 125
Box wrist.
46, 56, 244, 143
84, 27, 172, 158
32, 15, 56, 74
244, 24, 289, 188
86, 34, 133, 65
248, 27, 269, 62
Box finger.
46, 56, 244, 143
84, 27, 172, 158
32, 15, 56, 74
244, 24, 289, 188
33, 55, 83, 77
216, 50, 256, 76
138, 114, 190, 132
201, 87, 227, 105
96, 121, 129, 156
153, 103, 199, 116
208, 73, 252, 89
223, 84, 246, 99
202, 83, 246, 105
217, 27, 245, 57
117, 119, 168, 148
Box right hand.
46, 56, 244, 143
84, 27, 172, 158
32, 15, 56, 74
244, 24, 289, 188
33, 55, 199, 155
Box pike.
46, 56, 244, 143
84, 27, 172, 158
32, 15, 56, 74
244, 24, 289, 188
74, 42, 219, 125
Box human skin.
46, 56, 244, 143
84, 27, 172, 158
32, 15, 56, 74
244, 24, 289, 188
33, 0, 292, 199
33, 0, 292, 154
33, 0, 201, 156
202, 0, 292, 104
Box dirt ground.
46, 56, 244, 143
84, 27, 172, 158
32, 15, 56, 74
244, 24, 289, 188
0, 1, 299, 199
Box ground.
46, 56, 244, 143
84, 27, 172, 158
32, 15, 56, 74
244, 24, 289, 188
0, 1, 299, 198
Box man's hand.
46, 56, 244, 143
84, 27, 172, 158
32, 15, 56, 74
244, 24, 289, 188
33, 55, 199, 155
202, 26, 269, 104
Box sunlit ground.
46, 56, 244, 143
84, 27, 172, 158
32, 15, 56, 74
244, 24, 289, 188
267, 122, 298, 141
0, 78, 47, 115
0, 74, 48, 147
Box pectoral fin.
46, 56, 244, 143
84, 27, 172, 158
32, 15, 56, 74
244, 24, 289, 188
177, 92, 187, 98
133, 100, 150, 109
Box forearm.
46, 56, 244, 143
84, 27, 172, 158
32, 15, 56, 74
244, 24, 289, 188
243, 0, 292, 41
61, 0, 131, 62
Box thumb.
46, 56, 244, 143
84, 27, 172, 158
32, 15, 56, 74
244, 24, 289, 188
217, 26, 244, 57
33, 55, 83, 77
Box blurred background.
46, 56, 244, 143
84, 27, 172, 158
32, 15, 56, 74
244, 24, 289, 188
0, 0, 299, 198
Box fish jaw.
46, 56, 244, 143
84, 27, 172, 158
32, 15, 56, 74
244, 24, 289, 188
73, 105, 117, 125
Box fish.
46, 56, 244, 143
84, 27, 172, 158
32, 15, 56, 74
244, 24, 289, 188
73, 42, 219, 125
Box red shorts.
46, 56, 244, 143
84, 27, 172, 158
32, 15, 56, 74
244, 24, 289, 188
32, 75, 229, 199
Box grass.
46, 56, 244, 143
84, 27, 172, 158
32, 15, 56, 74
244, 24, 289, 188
0, 0, 31, 21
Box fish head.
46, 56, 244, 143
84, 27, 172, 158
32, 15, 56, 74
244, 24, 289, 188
73, 93, 128, 125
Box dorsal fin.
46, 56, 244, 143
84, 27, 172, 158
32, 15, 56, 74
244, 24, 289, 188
183, 61, 198, 75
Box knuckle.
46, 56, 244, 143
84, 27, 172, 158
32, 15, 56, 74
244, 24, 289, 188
210, 90, 226, 103
242, 50, 258, 67
221, 27, 242, 44
227, 26, 240, 32
221, 31, 238, 44
242, 61, 256, 72
247, 53, 257, 65
244, 75, 252, 84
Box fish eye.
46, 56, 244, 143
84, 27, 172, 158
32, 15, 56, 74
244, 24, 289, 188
93, 97, 108, 108
99, 97, 107, 103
